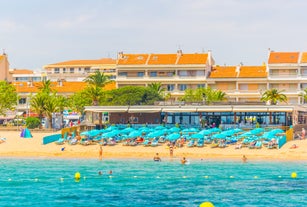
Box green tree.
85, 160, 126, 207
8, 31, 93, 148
0, 81, 17, 115
38, 79, 53, 94
147, 82, 165, 98
299, 88, 307, 104
260, 88, 287, 105
44, 95, 59, 129
181, 87, 227, 104
84, 71, 112, 87
30, 93, 46, 125
68, 91, 92, 114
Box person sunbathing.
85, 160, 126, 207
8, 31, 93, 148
290, 144, 298, 149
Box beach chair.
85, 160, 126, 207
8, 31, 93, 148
55, 138, 65, 145
255, 141, 262, 149
69, 138, 78, 145
151, 139, 159, 147
197, 139, 204, 147
187, 140, 195, 147
142, 140, 151, 146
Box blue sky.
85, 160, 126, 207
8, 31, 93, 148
1, 0, 307, 70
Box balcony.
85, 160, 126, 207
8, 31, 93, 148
116, 75, 207, 81
268, 74, 298, 79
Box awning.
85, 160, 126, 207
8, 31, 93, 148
162, 106, 197, 112
268, 107, 293, 112
128, 106, 162, 113
85, 106, 128, 113
197, 106, 232, 112
232, 106, 268, 112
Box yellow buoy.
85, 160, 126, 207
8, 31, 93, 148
291, 172, 297, 179
75, 172, 81, 180
200, 201, 215, 207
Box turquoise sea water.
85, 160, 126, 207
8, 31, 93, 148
0, 158, 306, 207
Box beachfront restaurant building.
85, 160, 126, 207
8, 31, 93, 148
83, 104, 307, 129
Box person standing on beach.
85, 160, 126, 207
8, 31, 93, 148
242, 155, 247, 163
99, 146, 103, 160
169, 144, 174, 157
301, 128, 306, 139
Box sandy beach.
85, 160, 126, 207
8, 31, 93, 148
0, 130, 307, 161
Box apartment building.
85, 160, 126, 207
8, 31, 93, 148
0, 52, 10, 81
116, 50, 214, 99
43, 58, 116, 82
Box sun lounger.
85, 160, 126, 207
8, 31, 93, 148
151, 139, 159, 147
55, 138, 65, 145
69, 138, 78, 145
197, 139, 204, 147
187, 140, 195, 147
255, 141, 262, 149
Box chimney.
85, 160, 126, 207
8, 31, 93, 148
57, 79, 63, 87
117, 51, 124, 59
177, 49, 183, 57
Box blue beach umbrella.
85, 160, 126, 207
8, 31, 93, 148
146, 130, 165, 139
166, 133, 180, 141
210, 127, 222, 133
121, 127, 135, 134
169, 127, 181, 133
155, 126, 166, 130
181, 128, 199, 134
127, 130, 142, 138
105, 125, 118, 131
88, 129, 101, 137
212, 133, 227, 139
191, 133, 204, 139
199, 129, 212, 135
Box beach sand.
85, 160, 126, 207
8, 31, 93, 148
0, 131, 306, 161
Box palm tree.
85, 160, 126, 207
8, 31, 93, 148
84, 71, 112, 129
38, 80, 53, 94
299, 88, 307, 104
30, 94, 46, 126
260, 88, 287, 105
147, 82, 165, 97
84, 71, 112, 87
43, 96, 59, 129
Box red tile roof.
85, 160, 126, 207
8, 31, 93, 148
10, 69, 34, 74
117, 54, 149, 65
210, 66, 237, 78
268, 52, 299, 64
117, 52, 209, 65
300, 52, 307, 63
177, 54, 208, 64
45, 58, 116, 67
147, 54, 177, 65
238, 66, 267, 78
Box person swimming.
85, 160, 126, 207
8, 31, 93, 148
153, 153, 161, 162
181, 157, 187, 165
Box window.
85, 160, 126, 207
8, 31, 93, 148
32, 77, 41, 81
70, 68, 74, 73
167, 84, 175, 91
179, 84, 187, 91
63, 68, 67, 73
19, 98, 26, 104
118, 72, 127, 77
54, 68, 60, 74
197, 84, 205, 88
137, 72, 144, 77
84, 67, 90, 73
78, 68, 82, 72
150, 72, 157, 77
